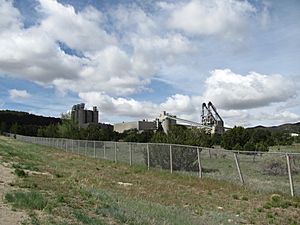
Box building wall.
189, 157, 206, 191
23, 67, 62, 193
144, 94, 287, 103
138, 121, 157, 131
71, 103, 99, 128
114, 121, 138, 133
114, 121, 157, 133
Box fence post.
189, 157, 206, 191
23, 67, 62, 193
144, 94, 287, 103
234, 153, 244, 184
197, 147, 202, 178
77, 140, 79, 155
208, 148, 211, 158
94, 141, 96, 158
129, 143, 132, 166
286, 154, 294, 196
72, 140, 74, 152
85, 140, 88, 156
147, 143, 150, 170
65, 139, 67, 152
170, 145, 173, 174
103, 142, 106, 158
114, 142, 117, 163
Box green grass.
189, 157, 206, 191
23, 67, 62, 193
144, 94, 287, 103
1, 136, 300, 224
5, 191, 48, 210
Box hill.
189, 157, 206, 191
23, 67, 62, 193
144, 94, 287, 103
0, 110, 61, 136
249, 122, 300, 133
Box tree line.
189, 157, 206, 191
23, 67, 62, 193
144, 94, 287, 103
1, 110, 298, 151
33, 120, 297, 152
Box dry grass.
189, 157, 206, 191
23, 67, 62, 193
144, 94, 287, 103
0, 136, 300, 225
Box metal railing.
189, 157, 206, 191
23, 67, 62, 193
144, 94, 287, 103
12, 134, 300, 196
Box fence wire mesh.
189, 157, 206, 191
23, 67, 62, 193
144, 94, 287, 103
13, 134, 300, 196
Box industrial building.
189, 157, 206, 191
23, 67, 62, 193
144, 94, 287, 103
114, 120, 158, 133
72, 101, 225, 135
158, 102, 225, 135
71, 103, 99, 128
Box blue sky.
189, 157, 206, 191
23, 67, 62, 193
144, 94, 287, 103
0, 0, 299, 127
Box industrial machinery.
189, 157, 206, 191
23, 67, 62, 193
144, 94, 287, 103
201, 102, 224, 134
159, 102, 225, 135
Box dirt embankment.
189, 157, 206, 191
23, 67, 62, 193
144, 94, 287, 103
0, 160, 27, 225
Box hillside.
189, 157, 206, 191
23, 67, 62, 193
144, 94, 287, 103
0, 110, 61, 136
249, 122, 300, 133
0, 136, 299, 225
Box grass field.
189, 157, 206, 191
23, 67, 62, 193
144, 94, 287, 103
54, 138, 300, 196
1, 136, 300, 225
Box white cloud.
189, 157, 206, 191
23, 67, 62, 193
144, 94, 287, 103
79, 67, 299, 127
0, 0, 21, 31
38, 0, 116, 52
79, 92, 158, 118
9, 89, 31, 99
203, 69, 297, 110
0, 0, 195, 96
165, 0, 256, 38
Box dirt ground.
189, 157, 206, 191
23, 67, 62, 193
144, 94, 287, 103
0, 159, 27, 225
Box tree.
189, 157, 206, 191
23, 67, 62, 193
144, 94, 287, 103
10, 123, 19, 134
0, 121, 7, 134
221, 126, 250, 150
255, 142, 268, 152
243, 141, 255, 151
250, 129, 273, 146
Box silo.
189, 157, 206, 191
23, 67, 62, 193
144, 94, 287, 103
93, 106, 99, 123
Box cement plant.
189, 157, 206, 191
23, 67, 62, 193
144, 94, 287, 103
71, 101, 225, 135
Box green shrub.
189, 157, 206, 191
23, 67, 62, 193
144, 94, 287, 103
261, 158, 288, 176
144, 145, 198, 171
14, 168, 27, 177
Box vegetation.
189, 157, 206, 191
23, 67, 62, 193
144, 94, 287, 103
0, 136, 300, 224
5, 191, 48, 210
0, 110, 60, 136
1, 110, 298, 153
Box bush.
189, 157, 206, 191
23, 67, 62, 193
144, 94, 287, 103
145, 145, 199, 171
14, 168, 27, 177
260, 157, 300, 176
243, 141, 255, 151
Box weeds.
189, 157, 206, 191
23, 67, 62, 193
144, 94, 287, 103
5, 191, 48, 210
14, 168, 27, 177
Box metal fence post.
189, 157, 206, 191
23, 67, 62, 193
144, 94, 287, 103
234, 153, 244, 184
114, 142, 117, 163
286, 154, 294, 196
147, 143, 150, 170
77, 140, 80, 155
170, 145, 173, 174
103, 142, 106, 159
129, 143, 132, 166
85, 140, 88, 156
197, 147, 202, 178
94, 141, 96, 158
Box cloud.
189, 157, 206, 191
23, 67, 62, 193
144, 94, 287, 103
203, 69, 297, 110
0, 0, 21, 31
165, 0, 256, 38
79, 92, 158, 118
9, 89, 31, 99
0, 0, 194, 96
38, 0, 116, 52
79, 67, 299, 127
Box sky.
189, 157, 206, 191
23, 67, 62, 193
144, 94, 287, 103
0, 0, 299, 127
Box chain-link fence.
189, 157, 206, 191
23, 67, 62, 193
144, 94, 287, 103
13, 134, 300, 196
